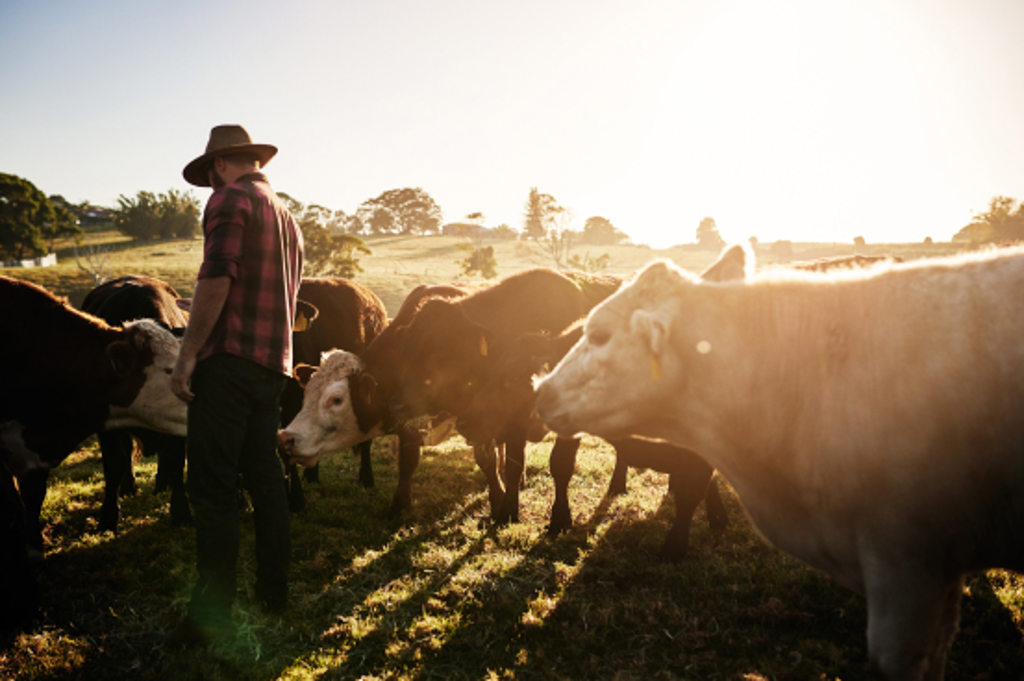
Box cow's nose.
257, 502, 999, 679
277, 430, 295, 454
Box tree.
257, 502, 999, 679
522, 187, 562, 240
581, 216, 628, 245
853, 235, 866, 247
954, 196, 1024, 244
492, 224, 517, 240
302, 223, 372, 278
157, 189, 201, 239
115, 191, 159, 240
459, 244, 498, 279
455, 211, 501, 278
523, 187, 545, 240
45, 194, 84, 250
567, 251, 611, 273
357, 188, 441, 235
0, 173, 78, 260
696, 217, 725, 249
280, 191, 372, 277
113, 190, 199, 241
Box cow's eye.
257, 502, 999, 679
331, 396, 343, 406
589, 329, 611, 347
164, 368, 173, 375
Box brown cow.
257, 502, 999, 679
383, 269, 619, 524
1, 276, 187, 628
280, 283, 469, 517
455, 256, 748, 557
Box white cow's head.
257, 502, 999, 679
536, 245, 748, 439
277, 349, 380, 467
104, 319, 188, 436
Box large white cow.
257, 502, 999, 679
535, 245, 1024, 681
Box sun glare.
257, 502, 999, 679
584, 0, 975, 247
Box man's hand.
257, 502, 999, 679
171, 352, 196, 402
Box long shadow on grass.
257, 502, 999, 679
5, 442, 492, 681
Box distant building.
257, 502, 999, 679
2, 253, 57, 268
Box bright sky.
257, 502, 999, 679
2, 0, 1023, 247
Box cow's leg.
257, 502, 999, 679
98, 430, 132, 533
17, 468, 49, 554
303, 463, 321, 484
285, 462, 306, 513
0, 468, 38, 630
547, 436, 582, 534
703, 473, 728, 537
606, 453, 629, 497
389, 428, 421, 518
355, 440, 374, 488
159, 436, 192, 526
495, 432, 527, 524
472, 442, 506, 520
865, 563, 964, 681
660, 450, 715, 561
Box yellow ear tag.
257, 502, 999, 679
479, 335, 488, 357
649, 354, 663, 381
293, 311, 309, 333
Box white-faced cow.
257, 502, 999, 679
1, 276, 187, 629
1, 277, 187, 526
535, 245, 1024, 680
279, 283, 470, 518
278, 276, 388, 512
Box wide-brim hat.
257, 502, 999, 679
182, 124, 278, 187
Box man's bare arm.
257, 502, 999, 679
170, 276, 231, 402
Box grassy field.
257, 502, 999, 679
3, 233, 1021, 680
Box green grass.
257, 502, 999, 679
3, 234, 1019, 680
4, 434, 1023, 680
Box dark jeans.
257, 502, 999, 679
185, 354, 289, 623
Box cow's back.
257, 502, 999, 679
293, 278, 387, 363
459, 268, 606, 338
81, 275, 187, 329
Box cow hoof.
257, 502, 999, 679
546, 522, 571, 537
98, 507, 119, 534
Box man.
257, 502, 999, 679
171, 124, 304, 642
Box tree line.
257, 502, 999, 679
953, 196, 1024, 244
12, 169, 1012, 273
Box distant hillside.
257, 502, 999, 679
11, 231, 965, 315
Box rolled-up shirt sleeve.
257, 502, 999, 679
198, 187, 251, 280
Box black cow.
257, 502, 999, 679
81, 275, 191, 532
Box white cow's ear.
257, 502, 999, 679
294, 363, 317, 387
701, 243, 751, 282
630, 309, 667, 356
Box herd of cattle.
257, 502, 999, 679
3, 244, 1023, 680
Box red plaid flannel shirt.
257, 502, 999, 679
196, 172, 304, 375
